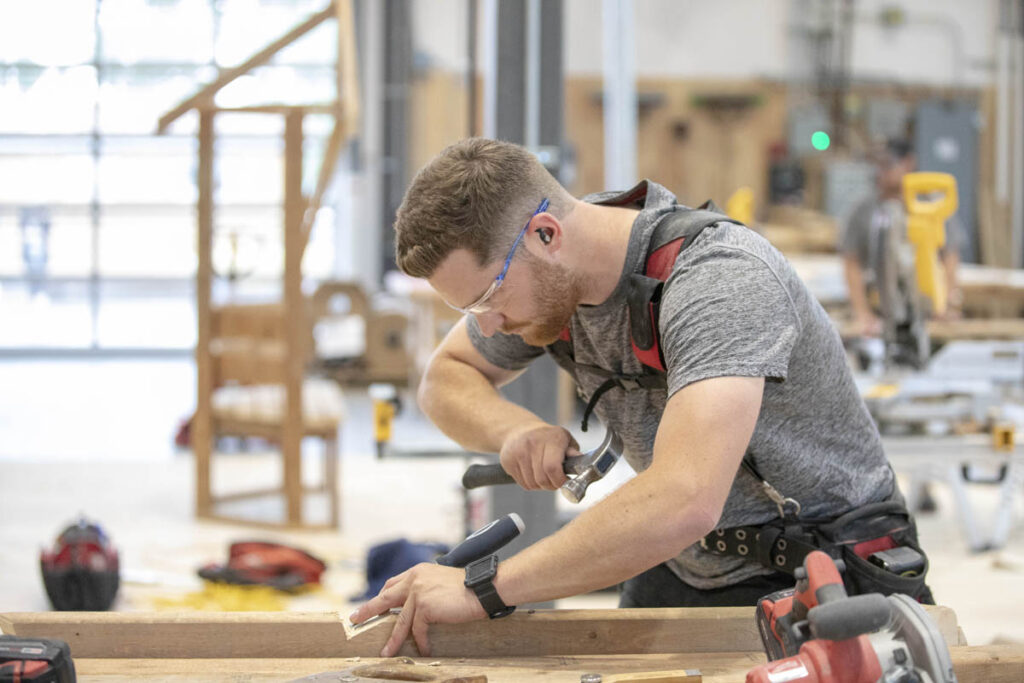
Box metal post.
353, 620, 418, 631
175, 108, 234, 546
482, 0, 565, 609
380, 0, 412, 280
356, 0, 384, 290
1012, 0, 1024, 267
602, 0, 636, 191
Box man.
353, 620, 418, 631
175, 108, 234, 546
350, 138, 930, 657
841, 139, 962, 341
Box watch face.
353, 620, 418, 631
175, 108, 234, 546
465, 555, 498, 587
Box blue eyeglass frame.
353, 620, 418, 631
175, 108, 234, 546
449, 197, 549, 314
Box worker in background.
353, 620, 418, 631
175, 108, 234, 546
840, 139, 963, 340
350, 138, 932, 657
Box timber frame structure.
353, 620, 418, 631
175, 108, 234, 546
2, 607, 1023, 681
157, 1, 359, 528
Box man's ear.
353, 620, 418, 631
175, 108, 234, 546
526, 213, 562, 255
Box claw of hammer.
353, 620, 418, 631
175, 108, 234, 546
560, 429, 623, 503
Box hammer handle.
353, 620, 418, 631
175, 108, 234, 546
462, 461, 577, 489
461, 463, 517, 489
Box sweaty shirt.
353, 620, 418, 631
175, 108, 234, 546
466, 180, 894, 589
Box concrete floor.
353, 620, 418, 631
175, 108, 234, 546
1, 359, 1023, 647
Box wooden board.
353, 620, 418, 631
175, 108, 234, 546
0, 607, 961, 659
67, 653, 759, 683
26, 647, 1024, 683
156, 4, 336, 133
1, 610, 1021, 683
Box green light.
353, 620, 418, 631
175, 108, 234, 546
812, 131, 831, 151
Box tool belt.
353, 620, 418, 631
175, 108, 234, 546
702, 460, 934, 604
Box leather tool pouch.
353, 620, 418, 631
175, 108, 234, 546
816, 498, 934, 604
704, 491, 934, 604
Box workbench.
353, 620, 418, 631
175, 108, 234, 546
3, 608, 1022, 682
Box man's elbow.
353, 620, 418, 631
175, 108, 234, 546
416, 356, 445, 418
651, 489, 723, 562
675, 497, 721, 543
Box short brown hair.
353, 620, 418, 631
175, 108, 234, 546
394, 138, 574, 278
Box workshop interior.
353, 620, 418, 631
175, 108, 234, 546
1, 0, 1024, 681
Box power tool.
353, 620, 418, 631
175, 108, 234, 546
39, 518, 119, 612
902, 172, 958, 318
748, 550, 956, 683
0, 635, 76, 683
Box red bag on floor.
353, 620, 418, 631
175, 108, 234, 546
198, 541, 326, 592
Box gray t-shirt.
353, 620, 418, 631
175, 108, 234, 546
840, 192, 962, 291
467, 180, 893, 589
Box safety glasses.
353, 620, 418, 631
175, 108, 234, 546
447, 198, 549, 315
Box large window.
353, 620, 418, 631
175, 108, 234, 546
0, 0, 340, 351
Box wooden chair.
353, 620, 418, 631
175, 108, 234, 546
154, 2, 361, 529
196, 299, 345, 529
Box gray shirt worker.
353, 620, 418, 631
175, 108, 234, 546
467, 180, 894, 590
841, 192, 961, 293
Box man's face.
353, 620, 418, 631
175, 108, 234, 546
496, 254, 583, 346
429, 247, 583, 347
878, 155, 916, 196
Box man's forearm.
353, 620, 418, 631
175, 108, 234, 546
493, 471, 717, 605
418, 355, 548, 454
842, 256, 873, 320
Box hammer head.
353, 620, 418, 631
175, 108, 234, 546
561, 429, 624, 503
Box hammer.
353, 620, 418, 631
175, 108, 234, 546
461, 428, 623, 503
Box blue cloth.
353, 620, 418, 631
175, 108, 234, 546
350, 539, 449, 602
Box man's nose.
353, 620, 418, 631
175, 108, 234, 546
474, 311, 503, 337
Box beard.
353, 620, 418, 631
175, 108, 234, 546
502, 258, 583, 347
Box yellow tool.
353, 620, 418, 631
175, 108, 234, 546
901, 172, 958, 316
726, 186, 755, 226
369, 383, 399, 459
992, 423, 1016, 451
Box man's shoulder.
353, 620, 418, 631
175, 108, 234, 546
676, 220, 783, 268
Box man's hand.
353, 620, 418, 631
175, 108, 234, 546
348, 563, 485, 657
499, 422, 581, 490
856, 311, 882, 338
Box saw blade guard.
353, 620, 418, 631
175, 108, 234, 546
870, 593, 958, 683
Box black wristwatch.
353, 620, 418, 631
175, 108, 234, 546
464, 555, 515, 619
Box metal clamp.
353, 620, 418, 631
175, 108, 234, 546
761, 480, 802, 519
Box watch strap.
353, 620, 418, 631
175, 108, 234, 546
464, 556, 515, 619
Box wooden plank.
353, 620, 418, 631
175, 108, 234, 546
156, 4, 336, 133
606, 670, 702, 682
200, 513, 338, 532
209, 486, 286, 503
0, 613, 346, 658
282, 109, 307, 526
833, 316, 1024, 343
0, 607, 961, 659
325, 434, 340, 529
948, 644, 1024, 682
209, 484, 334, 504
194, 109, 215, 519
211, 103, 337, 115
335, 0, 360, 137
302, 118, 344, 246
926, 318, 1024, 341
66, 654, 756, 683
42, 646, 1024, 683
343, 608, 768, 658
